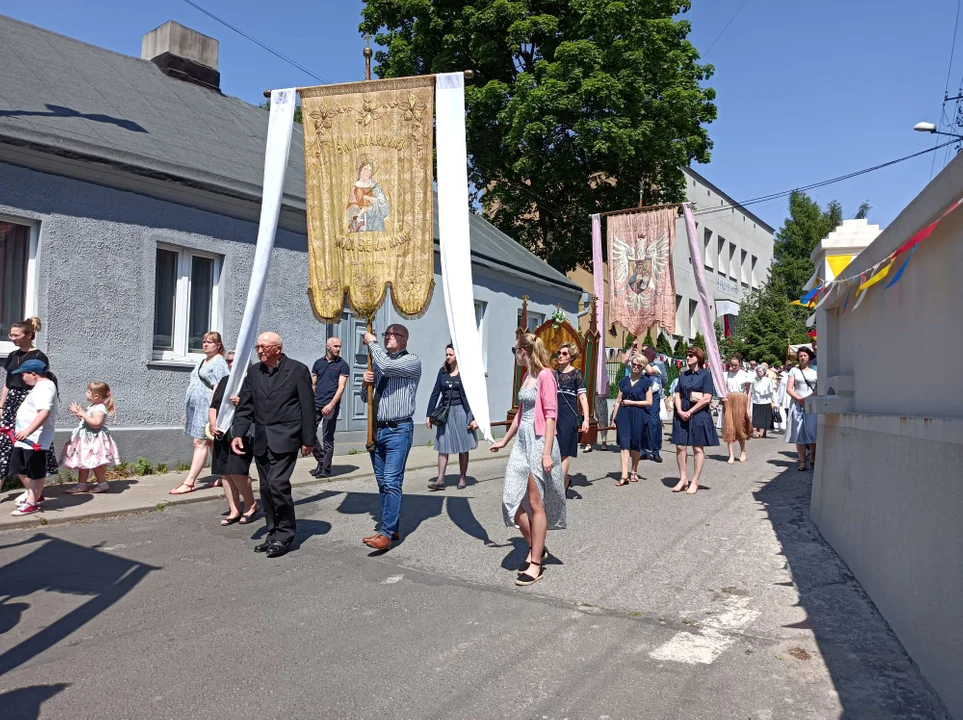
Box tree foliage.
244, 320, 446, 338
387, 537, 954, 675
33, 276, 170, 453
727, 272, 810, 367
258, 101, 302, 124
771, 190, 844, 301
360, 0, 717, 271
655, 332, 674, 356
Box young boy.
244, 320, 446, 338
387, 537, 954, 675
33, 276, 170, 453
9, 359, 58, 516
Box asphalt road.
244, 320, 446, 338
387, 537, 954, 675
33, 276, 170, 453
0, 441, 950, 719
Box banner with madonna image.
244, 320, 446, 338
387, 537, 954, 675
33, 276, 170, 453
300, 76, 436, 322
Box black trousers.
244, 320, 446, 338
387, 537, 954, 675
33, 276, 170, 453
254, 449, 298, 545
312, 406, 339, 472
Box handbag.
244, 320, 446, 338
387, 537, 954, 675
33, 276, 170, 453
772, 405, 783, 423
429, 380, 453, 426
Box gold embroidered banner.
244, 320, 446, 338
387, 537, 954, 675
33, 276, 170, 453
300, 77, 435, 322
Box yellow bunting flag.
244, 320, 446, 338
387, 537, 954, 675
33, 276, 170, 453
856, 259, 894, 294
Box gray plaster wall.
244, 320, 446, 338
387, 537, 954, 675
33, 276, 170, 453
0, 161, 576, 464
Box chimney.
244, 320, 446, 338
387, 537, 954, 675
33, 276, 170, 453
142, 21, 220, 91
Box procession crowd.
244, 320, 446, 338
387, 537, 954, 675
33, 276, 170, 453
1, 315, 817, 583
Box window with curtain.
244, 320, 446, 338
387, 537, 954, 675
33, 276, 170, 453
0, 222, 29, 340
152, 245, 222, 361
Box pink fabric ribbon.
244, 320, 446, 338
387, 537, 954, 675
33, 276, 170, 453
591, 213, 609, 396
682, 204, 726, 396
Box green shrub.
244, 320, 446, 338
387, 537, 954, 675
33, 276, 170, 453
132, 458, 154, 476
2, 476, 21, 492
155, 463, 168, 474
175, 461, 191, 472
114, 461, 130, 477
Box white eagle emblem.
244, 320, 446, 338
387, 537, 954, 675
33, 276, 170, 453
612, 230, 671, 310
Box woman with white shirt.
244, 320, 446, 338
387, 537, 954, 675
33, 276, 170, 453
785, 346, 817, 471
772, 372, 788, 432
750, 364, 774, 439
721, 355, 752, 464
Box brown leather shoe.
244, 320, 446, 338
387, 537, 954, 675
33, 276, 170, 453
363, 531, 400, 543
363, 534, 392, 551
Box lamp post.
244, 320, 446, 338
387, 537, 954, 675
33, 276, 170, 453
913, 121, 963, 140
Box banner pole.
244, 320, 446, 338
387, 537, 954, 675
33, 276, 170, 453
366, 319, 376, 452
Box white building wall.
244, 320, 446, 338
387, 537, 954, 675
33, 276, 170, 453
811, 152, 963, 718
670, 168, 775, 347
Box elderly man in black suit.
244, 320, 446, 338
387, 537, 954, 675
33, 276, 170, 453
232, 332, 315, 558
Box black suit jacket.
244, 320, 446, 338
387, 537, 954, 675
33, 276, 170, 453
233, 355, 316, 456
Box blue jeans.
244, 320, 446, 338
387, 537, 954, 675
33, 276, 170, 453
370, 422, 414, 538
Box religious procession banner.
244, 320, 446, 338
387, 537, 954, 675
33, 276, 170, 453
300, 77, 436, 322
607, 207, 677, 337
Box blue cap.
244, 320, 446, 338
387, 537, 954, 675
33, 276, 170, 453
12, 359, 47, 375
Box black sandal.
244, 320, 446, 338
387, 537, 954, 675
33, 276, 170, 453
239, 504, 260, 524
515, 561, 544, 586
517, 547, 549, 573
616, 476, 630, 486
220, 514, 241, 526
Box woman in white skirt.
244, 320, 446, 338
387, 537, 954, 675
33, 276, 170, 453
490, 333, 566, 587
426, 344, 478, 490
785, 347, 817, 471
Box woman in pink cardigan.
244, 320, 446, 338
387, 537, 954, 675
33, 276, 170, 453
491, 333, 566, 586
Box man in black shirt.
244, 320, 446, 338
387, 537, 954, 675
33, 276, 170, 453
310, 337, 350, 477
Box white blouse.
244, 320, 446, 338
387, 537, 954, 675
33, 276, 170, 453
751, 376, 774, 404
789, 367, 817, 400
724, 370, 752, 394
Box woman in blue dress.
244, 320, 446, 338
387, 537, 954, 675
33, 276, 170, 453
610, 356, 653, 486
671, 346, 719, 495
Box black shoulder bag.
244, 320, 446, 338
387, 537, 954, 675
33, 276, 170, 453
429, 377, 453, 426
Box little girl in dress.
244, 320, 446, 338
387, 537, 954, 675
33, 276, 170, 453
64, 382, 119, 494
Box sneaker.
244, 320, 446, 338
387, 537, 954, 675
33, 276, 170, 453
16, 492, 45, 505
12, 503, 40, 516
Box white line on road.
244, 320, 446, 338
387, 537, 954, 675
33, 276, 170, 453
382, 574, 404, 584
649, 596, 760, 665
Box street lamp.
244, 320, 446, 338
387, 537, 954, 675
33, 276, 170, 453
914, 121, 963, 139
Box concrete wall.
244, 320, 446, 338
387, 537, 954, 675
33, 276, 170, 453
569, 169, 774, 351
0, 161, 576, 463
811, 153, 963, 718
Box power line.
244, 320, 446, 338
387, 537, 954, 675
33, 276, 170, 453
703, 0, 751, 57
180, 0, 330, 85
931, 0, 961, 178
692, 138, 959, 221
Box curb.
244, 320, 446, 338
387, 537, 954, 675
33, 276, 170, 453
0, 452, 506, 532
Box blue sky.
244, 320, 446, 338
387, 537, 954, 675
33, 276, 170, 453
5, 0, 961, 232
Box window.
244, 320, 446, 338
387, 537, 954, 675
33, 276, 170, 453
675, 295, 686, 338
688, 299, 700, 338
517, 309, 545, 333
729, 244, 738, 280
0, 219, 38, 354
703, 227, 713, 270
152, 245, 223, 361
740, 249, 749, 286
751, 255, 758, 287
474, 300, 488, 373
717, 237, 727, 276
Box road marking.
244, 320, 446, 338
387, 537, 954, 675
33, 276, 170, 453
382, 574, 404, 584
649, 596, 760, 665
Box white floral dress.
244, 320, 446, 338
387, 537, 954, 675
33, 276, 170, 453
501, 385, 567, 530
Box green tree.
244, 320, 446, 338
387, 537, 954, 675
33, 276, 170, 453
640, 330, 656, 349
258, 101, 303, 124
656, 332, 673, 357
360, 0, 717, 272
728, 271, 809, 366
771, 190, 844, 301
692, 331, 706, 351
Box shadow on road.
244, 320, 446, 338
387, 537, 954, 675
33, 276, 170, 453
0, 534, 156, 685
0, 683, 70, 719
754, 462, 949, 717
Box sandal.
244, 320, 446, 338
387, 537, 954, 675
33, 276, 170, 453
797, 462, 807, 472
629, 472, 639, 483
457, 480, 467, 490
221, 514, 241, 526
517, 547, 549, 572
671, 481, 689, 493
616, 476, 630, 487
89, 482, 110, 494
427, 482, 446, 492
168, 482, 196, 495
515, 560, 544, 586
66, 483, 90, 495
239, 504, 260, 524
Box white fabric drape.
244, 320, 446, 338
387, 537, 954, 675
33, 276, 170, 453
435, 72, 493, 443
216, 89, 296, 432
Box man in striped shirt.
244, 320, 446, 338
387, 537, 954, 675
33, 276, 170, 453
359, 324, 422, 551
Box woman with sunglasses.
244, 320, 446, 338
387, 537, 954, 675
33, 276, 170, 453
490, 333, 566, 587
554, 342, 589, 496
610, 355, 653, 486
670, 347, 719, 494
